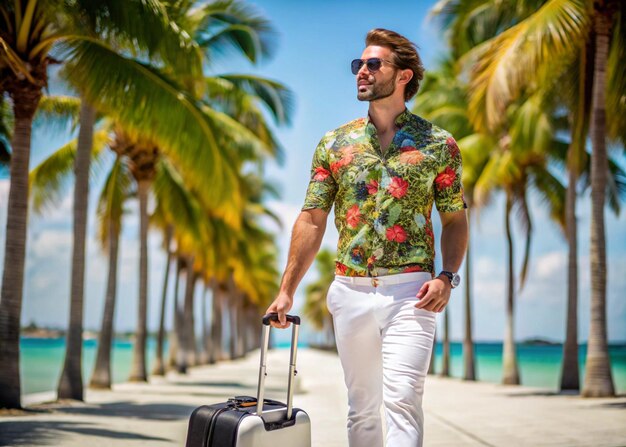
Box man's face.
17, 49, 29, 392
356, 45, 398, 102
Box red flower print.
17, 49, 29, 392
435, 167, 456, 190
386, 225, 407, 243
446, 136, 460, 157
403, 265, 423, 273
330, 160, 342, 174
335, 262, 348, 275
400, 145, 416, 152
313, 166, 331, 181
366, 179, 379, 195
329, 148, 355, 175
346, 204, 361, 228
399, 150, 425, 165
388, 177, 409, 198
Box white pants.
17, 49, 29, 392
326, 271, 436, 447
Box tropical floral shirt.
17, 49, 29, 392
302, 108, 467, 277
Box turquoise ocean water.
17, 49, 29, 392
20, 337, 626, 396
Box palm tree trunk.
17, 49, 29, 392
463, 207, 476, 381
560, 163, 580, 391
168, 257, 182, 369
582, 8, 616, 398
441, 308, 450, 377
58, 100, 96, 400
153, 226, 173, 376
244, 304, 255, 354
0, 80, 42, 409
227, 276, 239, 360
129, 179, 150, 382
229, 300, 237, 360
183, 259, 197, 367
503, 193, 520, 385
210, 282, 224, 363
236, 294, 246, 358
173, 259, 187, 374
89, 219, 120, 389
199, 286, 210, 365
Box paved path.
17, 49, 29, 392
1, 348, 625, 446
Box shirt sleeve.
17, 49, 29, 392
434, 135, 468, 213
301, 135, 338, 212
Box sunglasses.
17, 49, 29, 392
350, 58, 396, 75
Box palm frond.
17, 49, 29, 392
530, 165, 566, 230
60, 37, 243, 224
67, 0, 203, 78
203, 76, 285, 163
218, 74, 294, 126
606, 156, 626, 216
96, 155, 133, 249
192, 0, 277, 63
29, 128, 110, 213
0, 96, 12, 167
463, 0, 591, 131
34, 95, 82, 133
508, 93, 554, 156
201, 104, 274, 162
457, 132, 496, 199
607, 3, 626, 146
473, 151, 508, 207
153, 159, 202, 242
0, 36, 36, 83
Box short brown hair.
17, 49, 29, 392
365, 28, 424, 101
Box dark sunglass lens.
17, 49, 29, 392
351, 59, 364, 75
366, 58, 382, 72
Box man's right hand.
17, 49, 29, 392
265, 292, 293, 329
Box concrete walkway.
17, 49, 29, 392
1, 348, 625, 447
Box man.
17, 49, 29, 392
266, 28, 468, 447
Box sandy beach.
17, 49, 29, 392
1, 348, 625, 447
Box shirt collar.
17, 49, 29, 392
365, 107, 412, 130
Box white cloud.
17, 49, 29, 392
30, 229, 72, 259
534, 251, 567, 280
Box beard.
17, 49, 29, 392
357, 72, 397, 102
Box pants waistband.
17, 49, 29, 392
334, 271, 432, 287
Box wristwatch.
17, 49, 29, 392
439, 271, 461, 288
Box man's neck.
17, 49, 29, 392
367, 100, 407, 134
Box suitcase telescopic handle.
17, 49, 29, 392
262, 313, 301, 326
256, 313, 300, 420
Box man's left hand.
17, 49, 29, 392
414, 275, 451, 312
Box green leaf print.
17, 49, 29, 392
387, 203, 402, 225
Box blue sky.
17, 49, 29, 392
0, 0, 624, 343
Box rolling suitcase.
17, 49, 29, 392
184, 313, 311, 447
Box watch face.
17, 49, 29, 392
451, 273, 461, 288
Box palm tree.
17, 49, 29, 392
89, 157, 132, 388
0, 0, 204, 407
21, 0, 289, 400
438, 0, 624, 397
303, 249, 337, 349
413, 58, 478, 380
416, 45, 569, 387
473, 94, 568, 385
0, 1, 47, 409
152, 225, 173, 376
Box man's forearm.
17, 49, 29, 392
440, 211, 469, 273
279, 211, 327, 297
